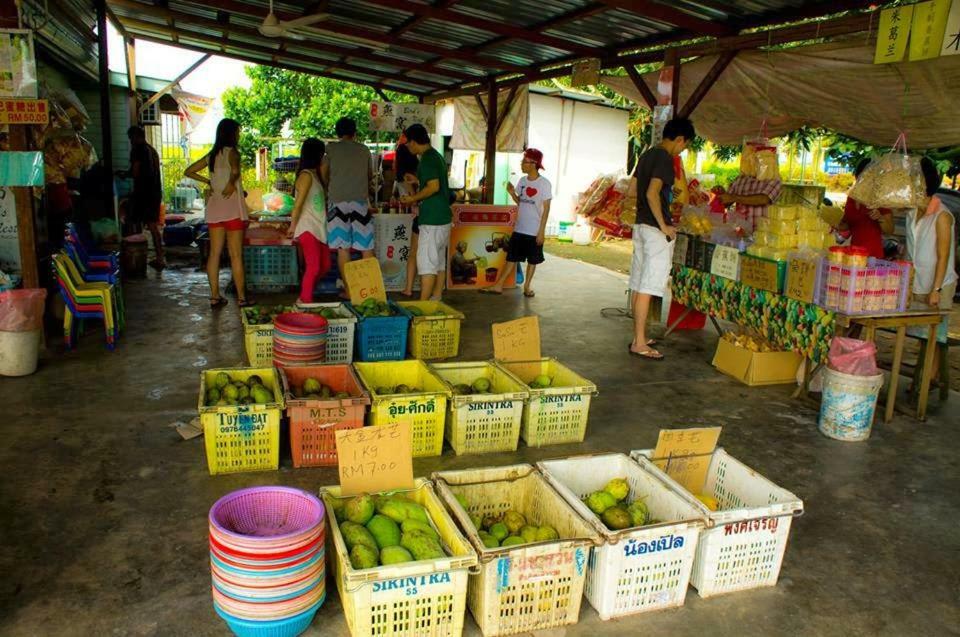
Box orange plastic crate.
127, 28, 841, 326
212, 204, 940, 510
279, 364, 370, 468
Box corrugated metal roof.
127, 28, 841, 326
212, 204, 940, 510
104, 0, 877, 96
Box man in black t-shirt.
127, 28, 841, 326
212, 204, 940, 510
122, 126, 165, 270
629, 117, 695, 360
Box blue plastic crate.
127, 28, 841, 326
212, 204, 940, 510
347, 301, 410, 362
243, 245, 299, 290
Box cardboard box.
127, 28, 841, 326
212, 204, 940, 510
712, 338, 802, 386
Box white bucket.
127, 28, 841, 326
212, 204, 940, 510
818, 368, 883, 441
0, 329, 41, 376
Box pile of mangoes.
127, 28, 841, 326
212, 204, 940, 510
354, 298, 394, 318
527, 374, 554, 389
456, 494, 559, 549
450, 378, 492, 395
331, 493, 447, 570
291, 377, 351, 400
243, 305, 341, 325
205, 372, 273, 407
584, 478, 659, 531
374, 384, 423, 395
404, 306, 447, 317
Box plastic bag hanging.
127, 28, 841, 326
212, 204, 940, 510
847, 133, 927, 210
739, 120, 778, 180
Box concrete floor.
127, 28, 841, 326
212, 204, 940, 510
2, 255, 959, 637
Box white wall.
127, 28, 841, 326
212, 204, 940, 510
527, 94, 628, 222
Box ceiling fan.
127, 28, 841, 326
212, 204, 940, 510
258, 0, 328, 39
257, 0, 389, 50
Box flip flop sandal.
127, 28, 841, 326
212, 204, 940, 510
237, 298, 256, 308
210, 297, 228, 309
479, 288, 502, 295
523, 290, 535, 297
627, 344, 664, 360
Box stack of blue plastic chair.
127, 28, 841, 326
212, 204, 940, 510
64, 241, 125, 332
52, 252, 120, 351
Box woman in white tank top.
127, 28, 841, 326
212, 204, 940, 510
287, 138, 331, 304
185, 118, 251, 308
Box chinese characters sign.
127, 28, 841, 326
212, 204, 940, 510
370, 101, 436, 133
343, 256, 387, 304
942, 0, 960, 56
909, 0, 952, 61
709, 245, 740, 281
0, 98, 48, 124
335, 422, 413, 495
651, 427, 721, 494
875, 5, 914, 64
374, 213, 415, 291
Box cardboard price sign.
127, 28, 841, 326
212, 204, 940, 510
740, 255, 781, 293
492, 316, 541, 379
785, 258, 819, 303
335, 422, 413, 496
0, 98, 48, 124
343, 257, 387, 305
652, 427, 722, 493
710, 245, 741, 280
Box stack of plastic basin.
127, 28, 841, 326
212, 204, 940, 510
209, 487, 326, 637
272, 313, 327, 368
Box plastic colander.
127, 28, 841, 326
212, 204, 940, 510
209, 487, 325, 542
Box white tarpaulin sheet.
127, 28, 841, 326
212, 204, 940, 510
450, 85, 528, 152
603, 36, 960, 149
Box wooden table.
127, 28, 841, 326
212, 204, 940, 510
798, 307, 949, 422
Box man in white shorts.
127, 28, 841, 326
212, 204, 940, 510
399, 123, 451, 301
629, 117, 695, 360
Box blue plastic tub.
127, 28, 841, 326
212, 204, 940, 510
214, 596, 325, 637
347, 302, 410, 362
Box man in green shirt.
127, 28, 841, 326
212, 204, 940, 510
400, 123, 451, 300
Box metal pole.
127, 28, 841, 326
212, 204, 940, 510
96, 0, 115, 219
483, 82, 497, 204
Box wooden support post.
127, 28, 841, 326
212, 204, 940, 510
664, 49, 681, 111
495, 86, 519, 136
7, 126, 38, 288
95, 0, 115, 218
678, 50, 737, 119
483, 82, 498, 204
624, 65, 656, 109
374, 87, 389, 102
125, 38, 138, 125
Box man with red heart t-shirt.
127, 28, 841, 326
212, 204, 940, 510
481, 148, 552, 297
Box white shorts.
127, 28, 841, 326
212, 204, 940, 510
629, 224, 674, 297
417, 223, 451, 276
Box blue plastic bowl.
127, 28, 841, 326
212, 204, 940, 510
214, 596, 325, 637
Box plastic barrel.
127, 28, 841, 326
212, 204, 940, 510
0, 329, 41, 376
818, 368, 883, 441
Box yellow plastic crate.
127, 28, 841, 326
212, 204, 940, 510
198, 367, 284, 475
320, 480, 478, 637
430, 361, 529, 455
241, 310, 275, 367
353, 360, 451, 457
397, 300, 465, 360
497, 358, 596, 447
433, 465, 600, 636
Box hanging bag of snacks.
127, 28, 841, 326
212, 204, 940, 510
848, 133, 926, 210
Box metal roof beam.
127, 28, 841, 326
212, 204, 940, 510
360, 0, 600, 56
127, 31, 425, 96
389, 0, 459, 37
474, 2, 611, 52
594, 0, 732, 37
172, 0, 529, 74
108, 0, 473, 87
116, 17, 438, 92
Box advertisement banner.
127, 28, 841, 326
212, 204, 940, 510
374, 213, 415, 291
446, 204, 517, 290
369, 102, 436, 133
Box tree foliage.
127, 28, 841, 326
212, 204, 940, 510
222, 66, 415, 160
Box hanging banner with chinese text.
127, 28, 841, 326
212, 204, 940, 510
369, 102, 436, 133
909, 0, 951, 61
374, 213, 415, 291
875, 5, 914, 64
942, 0, 960, 56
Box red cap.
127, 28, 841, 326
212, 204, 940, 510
522, 148, 544, 170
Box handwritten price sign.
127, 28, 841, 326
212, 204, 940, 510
710, 245, 741, 281
335, 422, 413, 496
343, 257, 387, 305
740, 255, 781, 293
492, 316, 542, 380
785, 257, 818, 304
673, 233, 689, 266
651, 426, 721, 493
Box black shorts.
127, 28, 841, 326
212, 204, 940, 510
506, 232, 544, 264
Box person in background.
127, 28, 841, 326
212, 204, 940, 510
399, 123, 451, 301
839, 158, 894, 259
185, 118, 251, 308
629, 117, 695, 360
720, 152, 782, 231
394, 138, 421, 297
907, 157, 957, 386
287, 138, 330, 305
322, 117, 375, 299
481, 148, 552, 297
122, 126, 165, 270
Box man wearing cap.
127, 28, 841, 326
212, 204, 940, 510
481, 148, 552, 296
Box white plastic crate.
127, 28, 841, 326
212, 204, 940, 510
320, 479, 478, 636
537, 453, 705, 620
631, 448, 803, 597
432, 464, 600, 637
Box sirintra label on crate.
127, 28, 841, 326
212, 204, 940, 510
372, 572, 452, 595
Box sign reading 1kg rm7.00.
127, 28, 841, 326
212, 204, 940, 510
335, 422, 413, 496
